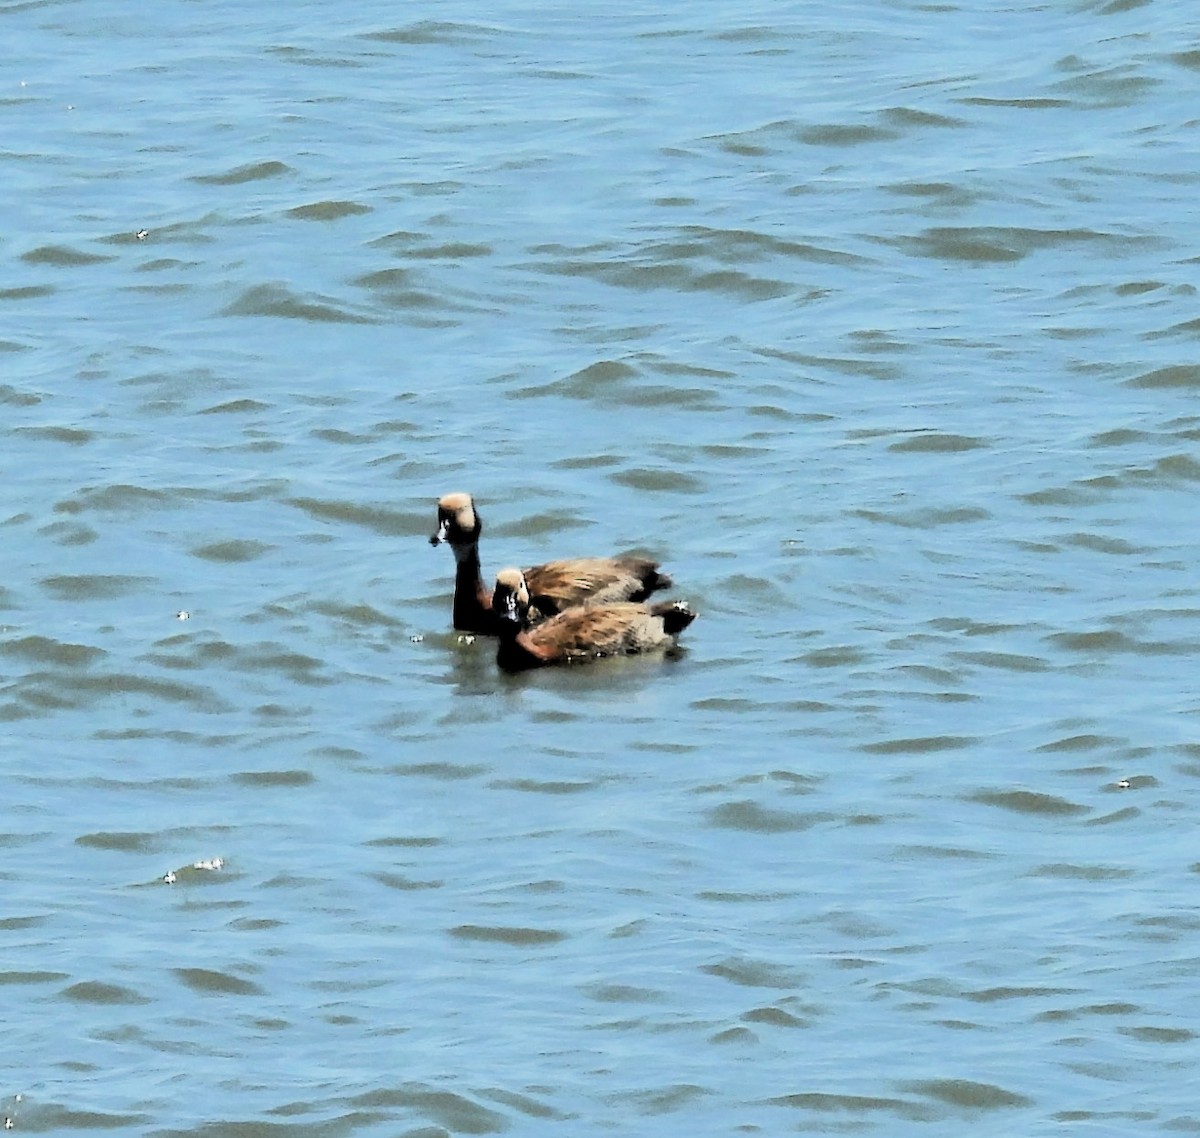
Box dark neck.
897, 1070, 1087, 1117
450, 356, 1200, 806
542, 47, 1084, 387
495, 619, 551, 671
496, 628, 540, 671
451, 542, 494, 633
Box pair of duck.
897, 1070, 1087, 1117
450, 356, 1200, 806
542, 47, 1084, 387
430, 492, 696, 672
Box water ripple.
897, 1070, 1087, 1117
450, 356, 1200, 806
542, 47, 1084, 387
4, 0, 1200, 1132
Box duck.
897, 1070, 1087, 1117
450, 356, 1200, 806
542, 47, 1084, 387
429, 492, 672, 634
490, 567, 696, 671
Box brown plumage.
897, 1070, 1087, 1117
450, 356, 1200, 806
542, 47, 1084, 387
429, 492, 672, 634
491, 567, 696, 672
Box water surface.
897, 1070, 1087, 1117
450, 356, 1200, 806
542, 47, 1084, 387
3, 0, 1200, 1134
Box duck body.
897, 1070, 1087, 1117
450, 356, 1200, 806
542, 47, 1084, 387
430, 492, 672, 634
492, 567, 696, 672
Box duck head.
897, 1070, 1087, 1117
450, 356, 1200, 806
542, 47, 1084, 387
430, 492, 481, 547
492, 567, 531, 627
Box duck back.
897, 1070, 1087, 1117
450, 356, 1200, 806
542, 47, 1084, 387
525, 556, 673, 615
493, 572, 697, 672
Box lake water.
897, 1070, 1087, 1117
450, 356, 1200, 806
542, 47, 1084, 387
4, 0, 1200, 1133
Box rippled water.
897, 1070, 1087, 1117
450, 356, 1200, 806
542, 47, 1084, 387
4, 0, 1200, 1133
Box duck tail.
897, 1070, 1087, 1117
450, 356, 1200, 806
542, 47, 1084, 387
621, 558, 672, 600
652, 600, 697, 636
645, 566, 674, 594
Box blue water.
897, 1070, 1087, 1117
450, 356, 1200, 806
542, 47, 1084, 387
3, 0, 1200, 1134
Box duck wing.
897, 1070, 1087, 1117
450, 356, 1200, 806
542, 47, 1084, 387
523, 602, 682, 662
524, 556, 672, 616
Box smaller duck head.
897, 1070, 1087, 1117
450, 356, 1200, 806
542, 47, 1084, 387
492, 567, 531, 627
430, 492, 480, 547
